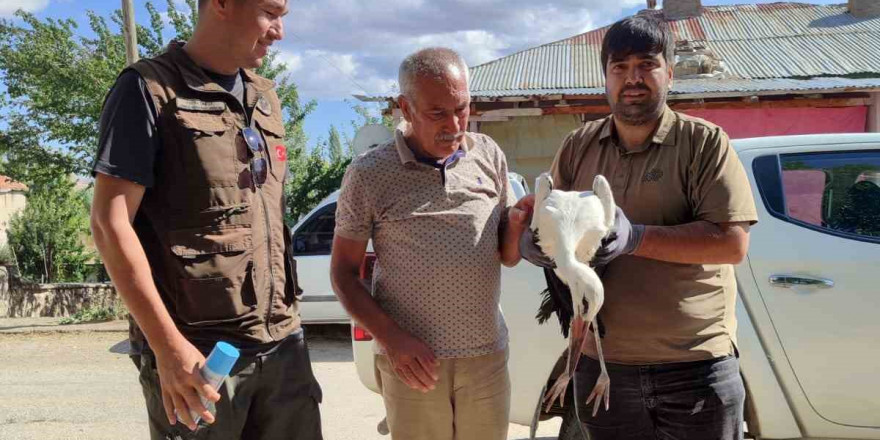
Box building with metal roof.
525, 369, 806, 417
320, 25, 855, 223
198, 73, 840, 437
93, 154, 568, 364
468, 2, 880, 98
361, 1, 880, 182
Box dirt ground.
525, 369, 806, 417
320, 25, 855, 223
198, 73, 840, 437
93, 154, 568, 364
0, 326, 560, 440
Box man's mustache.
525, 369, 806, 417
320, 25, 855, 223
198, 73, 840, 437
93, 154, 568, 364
436, 132, 466, 142
619, 84, 652, 99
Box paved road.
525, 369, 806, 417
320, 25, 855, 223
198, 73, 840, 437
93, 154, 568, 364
0, 324, 561, 439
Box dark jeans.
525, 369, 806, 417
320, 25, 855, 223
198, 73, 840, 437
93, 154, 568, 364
569, 355, 745, 440
133, 330, 323, 440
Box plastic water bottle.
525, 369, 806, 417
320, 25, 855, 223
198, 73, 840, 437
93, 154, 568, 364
179, 341, 240, 426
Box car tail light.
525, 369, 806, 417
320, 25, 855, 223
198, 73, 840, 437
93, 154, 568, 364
352, 324, 373, 341
359, 252, 377, 281
354, 253, 377, 342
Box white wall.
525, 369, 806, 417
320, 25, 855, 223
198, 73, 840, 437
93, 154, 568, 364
480, 114, 587, 185
0, 191, 27, 247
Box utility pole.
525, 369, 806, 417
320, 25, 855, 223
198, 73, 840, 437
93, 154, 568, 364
121, 0, 139, 66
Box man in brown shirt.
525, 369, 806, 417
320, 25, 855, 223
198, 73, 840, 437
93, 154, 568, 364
521, 15, 757, 440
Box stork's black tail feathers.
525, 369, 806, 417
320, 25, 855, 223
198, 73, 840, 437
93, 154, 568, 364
536, 268, 605, 339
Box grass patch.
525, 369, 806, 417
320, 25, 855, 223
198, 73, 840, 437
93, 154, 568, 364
59, 306, 120, 325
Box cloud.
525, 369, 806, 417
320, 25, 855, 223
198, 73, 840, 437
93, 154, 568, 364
275, 49, 304, 74
0, 0, 51, 17
276, 0, 646, 100
275, 49, 397, 99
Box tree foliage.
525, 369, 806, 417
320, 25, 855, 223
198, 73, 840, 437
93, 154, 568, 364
0, 1, 315, 179
7, 176, 93, 283
0, 2, 395, 234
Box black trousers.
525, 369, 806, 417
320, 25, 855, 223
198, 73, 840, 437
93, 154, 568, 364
133, 331, 323, 440
569, 355, 745, 440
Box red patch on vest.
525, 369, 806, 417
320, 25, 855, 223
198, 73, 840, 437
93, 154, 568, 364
275, 145, 287, 162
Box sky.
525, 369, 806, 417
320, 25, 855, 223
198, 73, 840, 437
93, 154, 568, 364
1, 0, 844, 149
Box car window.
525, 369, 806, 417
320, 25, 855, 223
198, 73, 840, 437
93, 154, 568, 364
293, 202, 336, 255
778, 150, 880, 240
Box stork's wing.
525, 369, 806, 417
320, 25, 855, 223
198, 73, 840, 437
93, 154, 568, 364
536, 268, 606, 339
537, 267, 573, 337
531, 173, 554, 231
572, 197, 612, 265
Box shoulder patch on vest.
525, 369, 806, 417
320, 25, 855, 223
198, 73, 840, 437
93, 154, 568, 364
256, 96, 272, 116
176, 98, 226, 113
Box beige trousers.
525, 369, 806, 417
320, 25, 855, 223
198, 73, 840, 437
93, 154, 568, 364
375, 349, 510, 440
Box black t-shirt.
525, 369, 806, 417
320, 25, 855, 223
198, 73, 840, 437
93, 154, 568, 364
92, 69, 244, 187
204, 69, 244, 105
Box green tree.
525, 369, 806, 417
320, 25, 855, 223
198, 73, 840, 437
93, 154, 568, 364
0, 1, 314, 178
280, 100, 396, 223
0, 243, 15, 266
341, 101, 394, 149
283, 106, 395, 224
350, 101, 394, 132
327, 125, 345, 164
284, 134, 351, 224
7, 176, 93, 283
0, 131, 79, 190
1, 2, 335, 227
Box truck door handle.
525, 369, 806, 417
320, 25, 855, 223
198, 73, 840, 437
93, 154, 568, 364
769, 275, 834, 289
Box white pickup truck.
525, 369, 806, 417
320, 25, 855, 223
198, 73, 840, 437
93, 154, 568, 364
292, 134, 880, 439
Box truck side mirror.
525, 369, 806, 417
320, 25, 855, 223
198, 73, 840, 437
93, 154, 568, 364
294, 234, 307, 253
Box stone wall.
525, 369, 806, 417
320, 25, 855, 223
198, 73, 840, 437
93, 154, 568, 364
0, 266, 8, 316
0, 266, 122, 318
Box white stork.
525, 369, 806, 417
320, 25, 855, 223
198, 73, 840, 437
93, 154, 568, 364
531, 172, 616, 416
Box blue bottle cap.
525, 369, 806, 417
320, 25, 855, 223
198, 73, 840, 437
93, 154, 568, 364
205, 342, 240, 376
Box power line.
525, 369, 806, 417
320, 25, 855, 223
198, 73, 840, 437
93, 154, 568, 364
284, 29, 389, 116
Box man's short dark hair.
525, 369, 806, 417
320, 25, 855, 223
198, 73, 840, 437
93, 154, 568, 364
601, 15, 675, 73
198, 0, 247, 9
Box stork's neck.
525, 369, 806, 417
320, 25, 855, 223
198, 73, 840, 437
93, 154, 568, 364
554, 251, 580, 272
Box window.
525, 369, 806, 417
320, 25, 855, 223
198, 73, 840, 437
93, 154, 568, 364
292, 203, 336, 255
776, 151, 880, 240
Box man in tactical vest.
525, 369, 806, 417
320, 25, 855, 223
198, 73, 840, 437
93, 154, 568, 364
90, 1, 323, 438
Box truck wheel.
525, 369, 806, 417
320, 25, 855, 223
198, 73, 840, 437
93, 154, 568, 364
558, 405, 591, 440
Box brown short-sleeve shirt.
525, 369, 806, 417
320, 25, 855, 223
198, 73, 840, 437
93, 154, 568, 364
551, 106, 758, 364
335, 127, 515, 359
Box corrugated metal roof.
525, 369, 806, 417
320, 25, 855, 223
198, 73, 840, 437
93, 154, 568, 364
361, 76, 880, 100
467, 3, 880, 98
672, 76, 880, 94
464, 77, 880, 98
359, 76, 880, 100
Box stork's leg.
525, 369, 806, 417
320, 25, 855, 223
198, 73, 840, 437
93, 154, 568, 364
584, 320, 611, 416
543, 316, 591, 412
